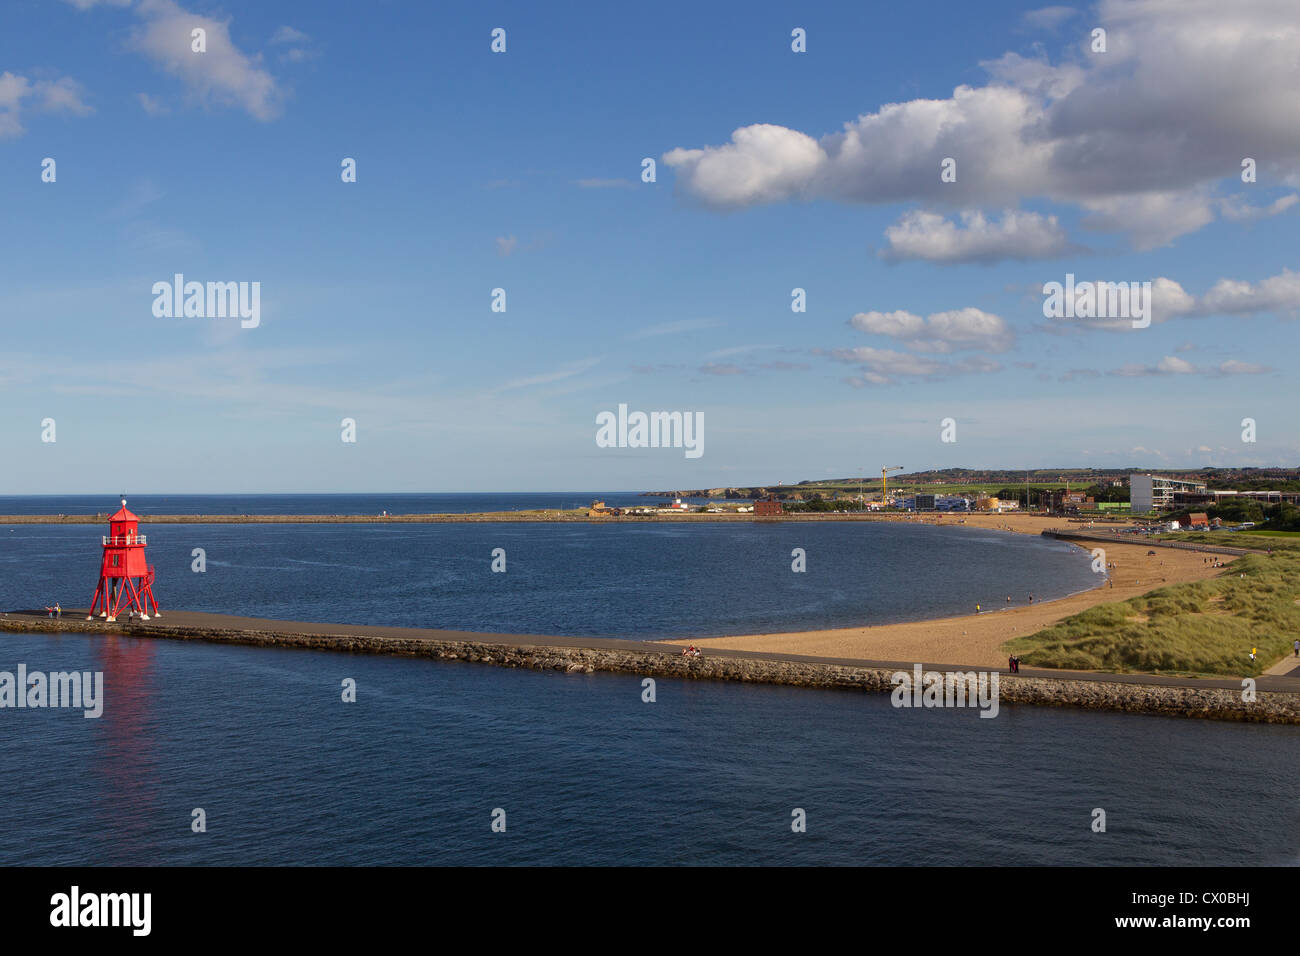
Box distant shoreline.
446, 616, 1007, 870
0, 511, 1117, 525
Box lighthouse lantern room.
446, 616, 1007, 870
88, 497, 161, 622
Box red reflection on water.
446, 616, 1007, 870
93, 635, 158, 850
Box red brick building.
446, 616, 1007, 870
754, 497, 783, 516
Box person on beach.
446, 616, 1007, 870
54, 603, 61, 618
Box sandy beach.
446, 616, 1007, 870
667, 515, 1238, 667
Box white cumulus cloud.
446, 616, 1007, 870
850, 307, 1015, 352
881, 209, 1070, 263
663, 0, 1300, 248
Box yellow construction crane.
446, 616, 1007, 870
881, 466, 904, 505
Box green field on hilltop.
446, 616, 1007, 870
1004, 552, 1300, 677
792, 481, 1063, 496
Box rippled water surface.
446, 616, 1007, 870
1, 631, 1295, 866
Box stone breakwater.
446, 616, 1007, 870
4, 616, 1296, 724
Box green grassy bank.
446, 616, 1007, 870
1005, 551, 1300, 677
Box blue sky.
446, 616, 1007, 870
2, 0, 1297, 493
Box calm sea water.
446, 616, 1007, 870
1, 630, 1295, 866
2, 520, 1096, 637
2, 496, 1295, 865
0, 492, 698, 516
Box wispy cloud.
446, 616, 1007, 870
0, 71, 92, 138
126, 0, 286, 121
1217, 193, 1300, 222
626, 318, 723, 340
1108, 356, 1273, 378
699, 363, 745, 376
576, 178, 636, 189
1021, 6, 1078, 31
136, 91, 168, 115
498, 357, 603, 391
826, 347, 1001, 386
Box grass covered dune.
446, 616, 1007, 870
1007, 551, 1300, 677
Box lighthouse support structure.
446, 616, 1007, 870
87, 498, 162, 622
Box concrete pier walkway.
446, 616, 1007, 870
3, 607, 1298, 700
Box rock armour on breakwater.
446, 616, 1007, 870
3, 616, 1295, 724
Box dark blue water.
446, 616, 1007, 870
0, 492, 705, 516
1, 521, 1097, 638
1, 630, 1295, 866
3, 499, 1291, 865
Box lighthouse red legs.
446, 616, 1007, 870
87, 497, 161, 624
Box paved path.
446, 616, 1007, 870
5, 608, 1299, 695
1264, 652, 1300, 678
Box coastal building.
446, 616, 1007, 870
1045, 489, 1095, 514
1171, 488, 1300, 508
754, 497, 783, 516
935, 495, 972, 511
1130, 474, 1207, 512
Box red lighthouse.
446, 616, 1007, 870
88, 497, 161, 622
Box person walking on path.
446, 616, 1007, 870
1294, 639, 1299, 658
